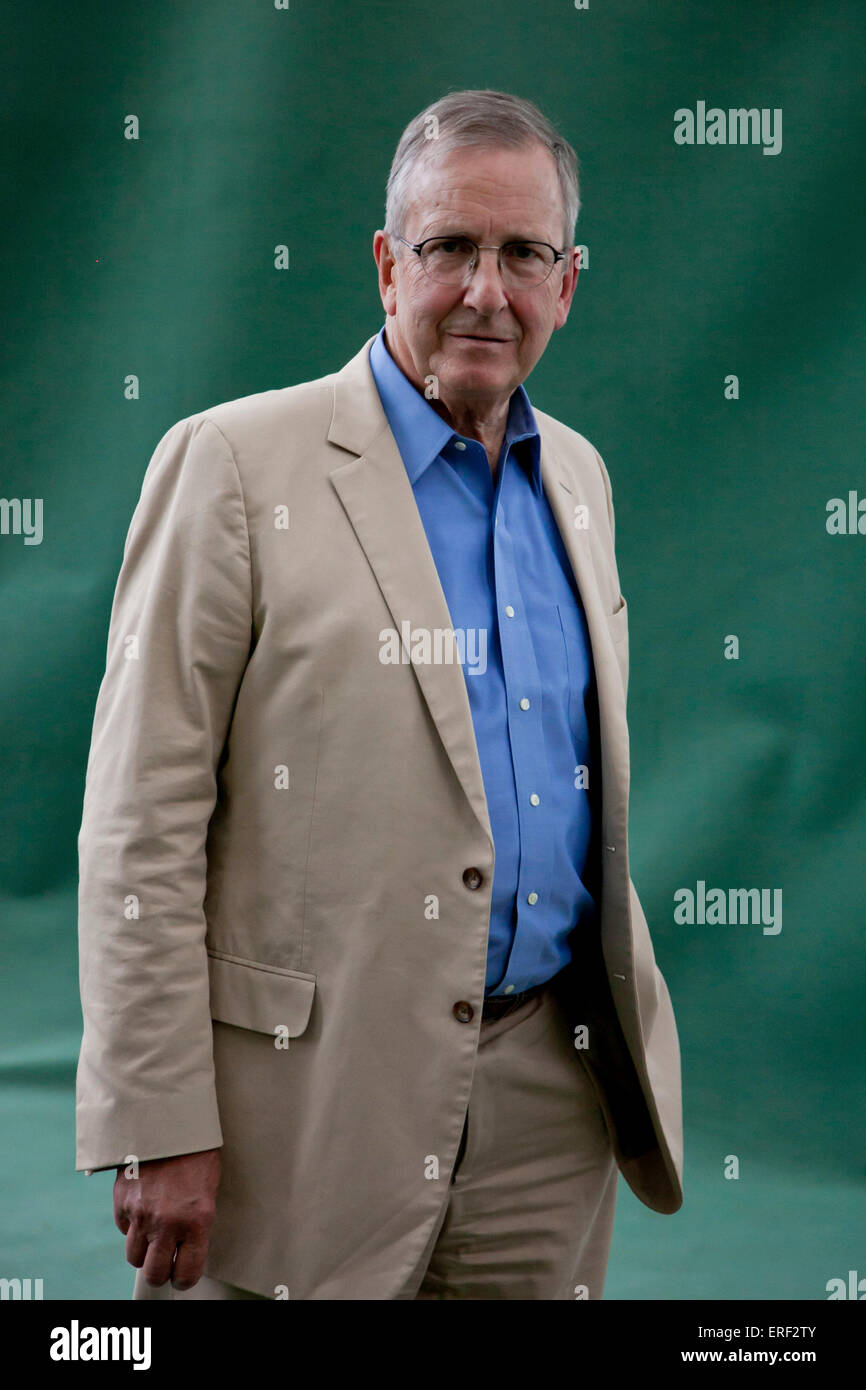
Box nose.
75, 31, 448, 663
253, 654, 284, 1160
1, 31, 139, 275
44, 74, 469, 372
461, 247, 510, 313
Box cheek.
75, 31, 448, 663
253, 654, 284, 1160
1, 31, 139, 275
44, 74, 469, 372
509, 312, 536, 347
413, 291, 464, 336
517, 302, 555, 341
402, 281, 444, 323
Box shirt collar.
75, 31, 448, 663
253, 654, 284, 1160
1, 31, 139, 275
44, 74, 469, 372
368, 323, 542, 495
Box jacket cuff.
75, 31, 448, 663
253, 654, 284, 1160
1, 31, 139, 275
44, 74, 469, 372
75, 1086, 223, 1173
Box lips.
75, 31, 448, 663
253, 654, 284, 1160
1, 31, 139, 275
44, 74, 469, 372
450, 333, 510, 342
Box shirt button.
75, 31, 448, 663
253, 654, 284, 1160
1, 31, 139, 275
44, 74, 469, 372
453, 1000, 475, 1023
527, 891, 539, 905
529, 793, 540, 806
454, 440, 467, 451
505, 605, 515, 617
519, 697, 530, 710
462, 867, 484, 890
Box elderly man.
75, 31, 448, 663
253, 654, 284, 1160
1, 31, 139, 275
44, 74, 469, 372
76, 88, 683, 1301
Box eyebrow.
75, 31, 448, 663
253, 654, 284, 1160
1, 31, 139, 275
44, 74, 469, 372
424, 228, 553, 244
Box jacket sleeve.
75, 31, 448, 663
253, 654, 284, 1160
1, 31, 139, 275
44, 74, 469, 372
75, 415, 253, 1173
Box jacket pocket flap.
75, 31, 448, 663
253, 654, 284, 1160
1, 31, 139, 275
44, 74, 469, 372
207, 951, 316, 1037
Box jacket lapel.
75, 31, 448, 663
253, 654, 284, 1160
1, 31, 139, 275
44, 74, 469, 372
540, 434, 630, 850
328, 337, 493, 845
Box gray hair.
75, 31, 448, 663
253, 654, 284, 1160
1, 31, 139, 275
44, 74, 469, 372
384, 89, 580, 250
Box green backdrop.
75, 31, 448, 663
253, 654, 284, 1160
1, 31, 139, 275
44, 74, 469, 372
1, 0, 863, 1300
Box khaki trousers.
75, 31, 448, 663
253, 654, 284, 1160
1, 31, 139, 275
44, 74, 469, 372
133, 979, 618, 1301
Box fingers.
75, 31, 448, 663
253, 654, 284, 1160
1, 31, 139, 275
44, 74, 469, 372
139, 1236, 181, 1289
113, 1170, 131, 1234
118, 1208, 214, 1289
129, 1231, 209, 1290
114, 1181, 184, 1285
124, 1222, 151, 1273
170, 1235, 209, 1291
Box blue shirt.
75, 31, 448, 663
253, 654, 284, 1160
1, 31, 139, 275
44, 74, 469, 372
369, 325, 600, 996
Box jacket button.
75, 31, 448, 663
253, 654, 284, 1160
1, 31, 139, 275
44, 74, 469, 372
462, 867, 483, 890
453, 1001, 475, 1023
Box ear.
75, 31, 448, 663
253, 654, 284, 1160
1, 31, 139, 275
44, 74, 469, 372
552, 247, 580, 331
373, 230, 399, 316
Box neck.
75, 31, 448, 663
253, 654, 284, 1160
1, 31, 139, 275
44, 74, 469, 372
382, 325, 510, 477
430, 396, 507, 477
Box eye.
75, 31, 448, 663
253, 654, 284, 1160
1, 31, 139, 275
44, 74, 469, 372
433, 237, 472, 255
504, 243, 541, 261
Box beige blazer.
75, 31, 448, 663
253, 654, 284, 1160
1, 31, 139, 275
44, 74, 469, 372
75, 332, 683, 1299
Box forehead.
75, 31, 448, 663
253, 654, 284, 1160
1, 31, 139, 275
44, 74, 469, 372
404, 142, 562, 241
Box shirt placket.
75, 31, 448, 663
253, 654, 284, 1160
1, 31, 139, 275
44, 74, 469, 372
492, 451, 555, 989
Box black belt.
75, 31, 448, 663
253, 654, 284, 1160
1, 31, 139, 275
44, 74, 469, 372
482, 977, 552, 1022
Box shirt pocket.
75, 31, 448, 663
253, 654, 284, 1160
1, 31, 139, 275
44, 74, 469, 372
605, 595, 629, 699
607, 593, 628, 644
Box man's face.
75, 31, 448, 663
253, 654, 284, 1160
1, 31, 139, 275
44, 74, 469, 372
373, 142, 579, 410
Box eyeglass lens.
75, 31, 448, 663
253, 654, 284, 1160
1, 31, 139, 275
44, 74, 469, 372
419, 237, 556, 287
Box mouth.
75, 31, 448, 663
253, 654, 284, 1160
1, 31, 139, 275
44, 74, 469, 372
448, 333, 512, 344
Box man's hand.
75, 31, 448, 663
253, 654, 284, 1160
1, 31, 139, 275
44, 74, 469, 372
114, 1148, 222, 1290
